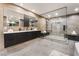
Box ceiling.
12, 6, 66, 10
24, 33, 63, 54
15, 3, 79, 18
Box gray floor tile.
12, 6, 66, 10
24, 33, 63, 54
0, 35, 75, 56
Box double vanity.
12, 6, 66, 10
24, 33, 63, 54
3, 8, 42, 48
3, 8, 48, 48
4, 30, 42, 48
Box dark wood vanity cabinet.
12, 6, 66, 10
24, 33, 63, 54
65, 34, 79, 41
4, 31, 41, 48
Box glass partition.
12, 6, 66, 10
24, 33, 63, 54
41, 7, 67, 43
42, 7, 67, 36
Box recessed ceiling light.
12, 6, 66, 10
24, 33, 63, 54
31, 10, 35, 12
55, 13, 58, 16
74, 8, 79, 12
20, 3, 23, 6
47, 15, 51, 18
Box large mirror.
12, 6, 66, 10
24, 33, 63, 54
3, 8, 24, 32
3, 8, 38, 32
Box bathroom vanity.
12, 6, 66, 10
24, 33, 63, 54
3, 8, 41, 48
65, 34, 79, 41
4, 30, 42, 48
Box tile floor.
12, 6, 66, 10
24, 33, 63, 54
0, 35, 76, 56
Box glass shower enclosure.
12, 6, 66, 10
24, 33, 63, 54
41, 7, 68, 43
42, 7, 67, 36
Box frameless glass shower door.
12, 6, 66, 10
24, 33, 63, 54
41, 7, 67, 42
44, 7, 67, 36
51, 21, 64, 36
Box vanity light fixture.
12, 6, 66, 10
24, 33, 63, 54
6, 20, 10, 23
74, 8, 79, 12
11, 22, 15, 24
11, 15, 13, 18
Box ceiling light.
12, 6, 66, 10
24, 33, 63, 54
74, 8, 79, 12
20, 3, 23, 6
31, 10, 35, 12
55, 13, 58, 16
47, 15, 51, 18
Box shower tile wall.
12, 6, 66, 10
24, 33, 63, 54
47, 17, 66, 35
47, 14, 79, 35
67, 15, 79, 35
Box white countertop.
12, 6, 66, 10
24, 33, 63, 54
4, 30, 38, 34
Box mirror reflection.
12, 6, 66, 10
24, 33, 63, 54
3, 9, 38, 32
